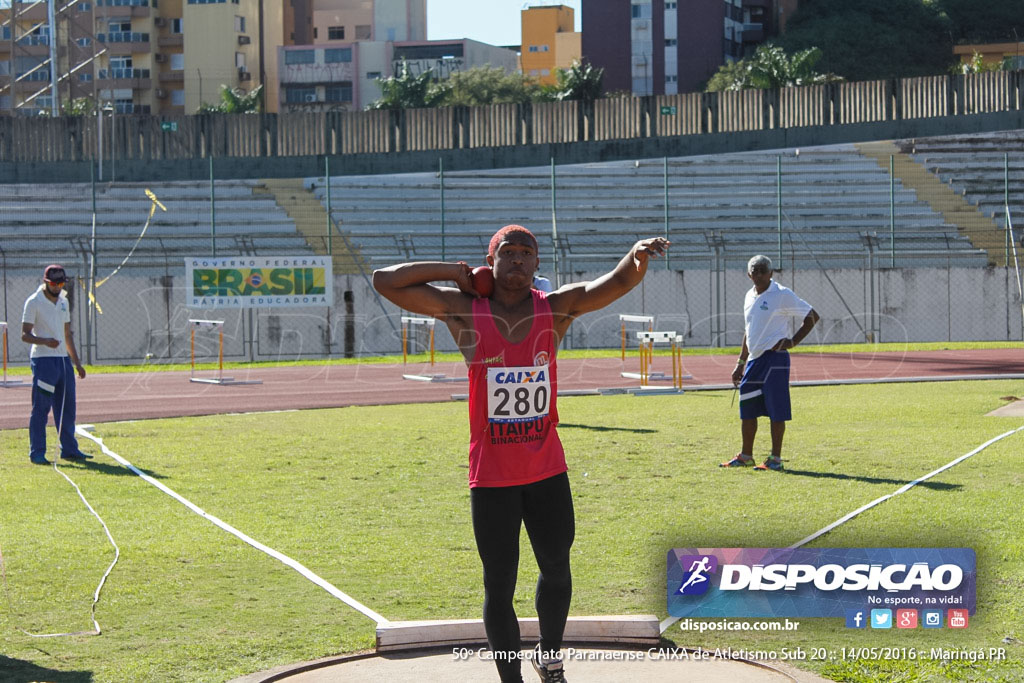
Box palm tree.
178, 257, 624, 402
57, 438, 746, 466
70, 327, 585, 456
196, 84, 263, 114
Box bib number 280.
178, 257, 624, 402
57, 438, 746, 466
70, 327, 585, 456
487, 365, 550, 423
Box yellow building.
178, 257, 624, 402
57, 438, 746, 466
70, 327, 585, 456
521, 4, 579, 85
954, 42, 1024, 71
1, 0, 298, 116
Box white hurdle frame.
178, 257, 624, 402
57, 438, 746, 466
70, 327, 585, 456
0, 322, 28, 388
400, 315, 467, 383
188, 319, 262, 386
619, 314, 653, 361
401, 316, 435, 366
621, 330, 691, 389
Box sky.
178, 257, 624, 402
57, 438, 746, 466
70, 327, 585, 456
426, 0, 583, 48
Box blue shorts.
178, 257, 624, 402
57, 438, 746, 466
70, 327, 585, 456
738, 350, 791, 422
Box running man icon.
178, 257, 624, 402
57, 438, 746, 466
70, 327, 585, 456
678, 556, 713, 594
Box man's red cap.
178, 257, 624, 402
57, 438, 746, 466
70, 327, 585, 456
43, 264, 67, 283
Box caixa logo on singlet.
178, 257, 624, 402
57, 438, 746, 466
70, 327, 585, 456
667, 548, 976, 618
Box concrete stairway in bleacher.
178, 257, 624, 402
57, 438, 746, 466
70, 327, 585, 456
255, 178, 365, 274
856, 140, 1007, 266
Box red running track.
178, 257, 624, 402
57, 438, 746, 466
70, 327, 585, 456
0, 349, 1021, 430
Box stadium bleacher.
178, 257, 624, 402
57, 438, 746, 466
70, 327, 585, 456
308, 142, 990, 271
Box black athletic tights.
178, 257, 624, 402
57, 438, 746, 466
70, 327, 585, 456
470, 472, 575, 683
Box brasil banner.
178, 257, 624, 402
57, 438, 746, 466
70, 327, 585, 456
186, 256, 333, 309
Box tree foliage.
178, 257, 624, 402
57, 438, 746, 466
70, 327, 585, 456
931, 0, 1024, 44
776, 0, 953, 81
552, 60, 604, 102
367, 60, 447, 109
61, 96, 98, 116
439, 66, 541, 106
196, 84, 263, 114
706, 46, 842, 91
368, 60, 606, 110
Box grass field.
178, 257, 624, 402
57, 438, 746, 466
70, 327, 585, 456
1, 379, 1022, 682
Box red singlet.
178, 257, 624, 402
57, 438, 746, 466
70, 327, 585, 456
467, 290, 566, 488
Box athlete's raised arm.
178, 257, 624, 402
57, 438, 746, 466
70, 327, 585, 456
547, 237, 669, 325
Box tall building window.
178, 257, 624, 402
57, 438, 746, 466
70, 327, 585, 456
171, 18, 183, 33
324, 48, 352, 63
665, 38, 677, 46
355, 25, 371, 40
328, 26, 344, 40
286, 87, 317, 103
285, 50, 315, 65
234, 16, 245, 32
171, 89, 185, 105
170, 53, 184, 70
325, 84, 352, 102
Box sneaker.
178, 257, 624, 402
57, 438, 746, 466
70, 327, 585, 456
754, 456, 783, 471
30, 456, 51, 465
531, 646, 566, 683
60, 452, 93, 462
719, 453, 753, 467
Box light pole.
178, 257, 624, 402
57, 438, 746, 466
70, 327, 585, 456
98, 101, 113, 180
104, 102, 115, 182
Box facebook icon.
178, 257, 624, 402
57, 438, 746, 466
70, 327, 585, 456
845, 609, 867, 628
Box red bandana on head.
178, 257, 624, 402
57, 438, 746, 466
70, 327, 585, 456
488, 225, 538, 258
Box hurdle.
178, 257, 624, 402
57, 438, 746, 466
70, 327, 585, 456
188, 319, 262, 386
621, 330, 691, 389
401, 315, 467, 383
401, 316, 435, 366
619, 314, 653, 361
0, 322, 28, 388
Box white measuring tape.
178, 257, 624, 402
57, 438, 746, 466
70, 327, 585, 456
75, 425, 389, 625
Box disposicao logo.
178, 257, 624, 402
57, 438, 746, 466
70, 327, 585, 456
667, 548, 975, 619
675, 555, 718, 596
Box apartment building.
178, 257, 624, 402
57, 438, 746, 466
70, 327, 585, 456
0, 0, 97, 113
521, 4, 580, 86
279, 38, 518, 112
279, 0, 520, 112
0, 0, 302, 115
582, 0, 786, 96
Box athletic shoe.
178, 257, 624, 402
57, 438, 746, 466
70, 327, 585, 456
30, 456, 51, 465
531, 646, 567, 682
60, 452, 93, 462
754, 456, 783, 471
719, 454, 753, 467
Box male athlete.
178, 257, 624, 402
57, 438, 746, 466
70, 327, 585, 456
373, 226, 668, 683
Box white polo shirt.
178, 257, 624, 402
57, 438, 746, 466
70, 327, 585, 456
743, 280, 813, 360
21, 285, 70, 359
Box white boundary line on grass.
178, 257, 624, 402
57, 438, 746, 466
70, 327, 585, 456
659, 424, 1024, 634
75, 424, 389, 626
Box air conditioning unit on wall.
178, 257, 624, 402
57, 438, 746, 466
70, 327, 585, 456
155, 88, 167, 98
155, 53, 166, 63
237, 35, 250, 45
304, 93, 317, 103
154, 17, 166, 28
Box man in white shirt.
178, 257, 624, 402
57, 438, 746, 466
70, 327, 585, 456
21, 265, 91, 465
721, 255, 818, 471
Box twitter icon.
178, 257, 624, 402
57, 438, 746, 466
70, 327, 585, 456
870, 609, 892, 629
